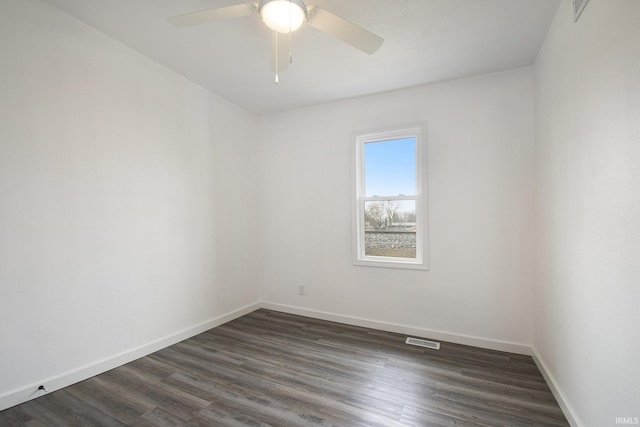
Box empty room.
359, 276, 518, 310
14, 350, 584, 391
0, 0, 638, 426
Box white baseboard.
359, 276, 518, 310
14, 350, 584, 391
531, 348, 583, 427
0, 301, 261, 412
260, 301, 532, 355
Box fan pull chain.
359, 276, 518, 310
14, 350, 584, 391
289, 31, 293, 64
275, 31, 279, 84
289, 1, 294, 64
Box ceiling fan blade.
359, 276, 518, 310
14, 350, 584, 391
270, 32, 290, 73
307, 7, 383, 55
167, 3, 257, 28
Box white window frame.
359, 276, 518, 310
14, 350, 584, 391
352, 123, 429, 270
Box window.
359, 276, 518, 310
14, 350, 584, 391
352, 123, 428, 269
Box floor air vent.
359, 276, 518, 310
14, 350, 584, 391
405, 337, 440, 350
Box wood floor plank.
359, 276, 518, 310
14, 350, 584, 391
3, 398, 71, 426
60, 377, 153, 424
138, 407, 190, 427
0, 309, 569, 426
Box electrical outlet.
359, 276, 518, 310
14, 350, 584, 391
298, 285, 305, 295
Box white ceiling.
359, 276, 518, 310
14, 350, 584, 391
41, 0, 560, 115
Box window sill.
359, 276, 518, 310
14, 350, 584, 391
353, 257, 429, 271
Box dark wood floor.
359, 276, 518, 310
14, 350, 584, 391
0, 309, 568, 426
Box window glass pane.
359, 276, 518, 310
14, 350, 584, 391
364, 200, 416, 259
365, 137, 415, 197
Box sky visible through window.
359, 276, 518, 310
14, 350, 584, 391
364, 137, 416, 197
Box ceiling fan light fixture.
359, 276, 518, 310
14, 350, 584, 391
259, 0, 307, 33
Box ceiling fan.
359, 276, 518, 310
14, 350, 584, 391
167, 0, 384, 82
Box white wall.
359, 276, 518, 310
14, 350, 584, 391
0, 0, 259, 409
258, 68, 535, 352
533, 1, 640, 425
